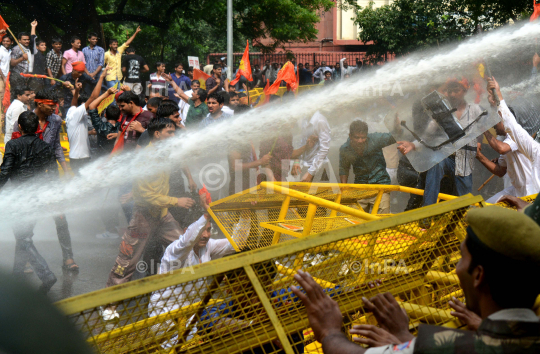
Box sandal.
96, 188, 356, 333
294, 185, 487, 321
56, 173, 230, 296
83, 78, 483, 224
63, 259, 79, 272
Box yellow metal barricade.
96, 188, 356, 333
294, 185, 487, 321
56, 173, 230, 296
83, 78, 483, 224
208, 182, 458, 252
248, 85, 322, 107
57, 193, 495, 354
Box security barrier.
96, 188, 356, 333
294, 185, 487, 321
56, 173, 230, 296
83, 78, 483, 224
56, 193, 485, 354
247, 84, 323, 107
208, 182, 458, 252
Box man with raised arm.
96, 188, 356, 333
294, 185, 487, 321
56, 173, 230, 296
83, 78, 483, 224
487, 77, 540, 193
104, 26, 141, 89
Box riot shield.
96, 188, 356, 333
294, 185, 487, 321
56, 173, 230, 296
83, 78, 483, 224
385, 90, 499, 173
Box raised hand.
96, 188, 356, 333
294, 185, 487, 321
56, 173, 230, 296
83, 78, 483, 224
162, 73, 173, 82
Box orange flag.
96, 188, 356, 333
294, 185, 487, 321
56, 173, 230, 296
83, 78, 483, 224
266, 62, 298, 95
263, 79, 271, 104
2, 72, 10, 112
193, 68, 211, 89
230, 40, 253, 86
532, 1, 540, 21
0, 14, 8, 39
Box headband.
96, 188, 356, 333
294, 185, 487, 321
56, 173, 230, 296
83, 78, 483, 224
34, 99, 57, 105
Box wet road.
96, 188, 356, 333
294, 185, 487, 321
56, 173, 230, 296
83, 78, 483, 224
0, 206, 127, 303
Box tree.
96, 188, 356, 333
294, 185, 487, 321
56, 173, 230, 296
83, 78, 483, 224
353, 0, 533, 62
0, 0, 334, 62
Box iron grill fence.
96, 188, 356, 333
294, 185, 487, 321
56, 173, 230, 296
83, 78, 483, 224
207, 52, 373, 69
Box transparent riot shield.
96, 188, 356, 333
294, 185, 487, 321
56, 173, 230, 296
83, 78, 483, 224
385, 90, 499, 173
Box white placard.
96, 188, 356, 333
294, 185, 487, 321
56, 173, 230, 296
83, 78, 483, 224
188, 56, 200, 69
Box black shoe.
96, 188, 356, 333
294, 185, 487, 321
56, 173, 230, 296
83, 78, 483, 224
39, 273, 57, 293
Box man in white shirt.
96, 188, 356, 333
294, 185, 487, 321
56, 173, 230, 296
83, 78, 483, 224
0, 34, 11, 127
66, 82, 92, 175
312, 61, 332, 82
340, 58, 356, 78
476, 117, 538, 203
488, 78, 540, 195
66, 72, 114, 175
147, 193, 242, 347
292, 110, 332, 182
177, 80, 198, 125
4, 87, 32, 144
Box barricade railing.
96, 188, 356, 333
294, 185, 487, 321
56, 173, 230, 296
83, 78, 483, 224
56, 194, 485, 354
208, 182, 459, 252
247, 84, 323, 107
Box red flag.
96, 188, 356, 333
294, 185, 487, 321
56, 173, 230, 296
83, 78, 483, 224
193, 68, 211, 81
263, 79, 271, 104
266, 62, 298, 95
193, 68, 211, 90
0, 14, 8, 40
531, 2, 540, 21
2, 72, 10, 112
230, 40, 253, 86
193, 68, 211, 88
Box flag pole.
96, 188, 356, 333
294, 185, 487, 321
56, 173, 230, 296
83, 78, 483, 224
6, 27, 25, 53
226, 0, 233, 81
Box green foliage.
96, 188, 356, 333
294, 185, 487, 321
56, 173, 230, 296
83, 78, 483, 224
0, 0, 334, 69
353, 0, 533, 62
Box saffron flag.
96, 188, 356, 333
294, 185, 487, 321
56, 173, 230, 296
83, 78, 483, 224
266, 62, 298, 96
531, 1, 540, 21
193, 68, 211, 89
263, 79, 271, 104
0, 14, 8, 40
230, 40, 253, 86
2, 72, 10, 112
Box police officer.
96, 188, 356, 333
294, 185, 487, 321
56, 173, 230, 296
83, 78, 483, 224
291, 206, 540, 354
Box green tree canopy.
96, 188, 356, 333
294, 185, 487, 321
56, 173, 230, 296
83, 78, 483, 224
354, 0, 534, 62
0, 0, 334, 68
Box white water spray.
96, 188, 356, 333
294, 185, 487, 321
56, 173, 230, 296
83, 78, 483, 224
1, 21, 540, 224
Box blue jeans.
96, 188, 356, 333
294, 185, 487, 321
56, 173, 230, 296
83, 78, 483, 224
106, 79, 119, 89
423, 156, 472, 207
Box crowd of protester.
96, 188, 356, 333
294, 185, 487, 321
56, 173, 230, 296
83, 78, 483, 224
1, 20, 540, 354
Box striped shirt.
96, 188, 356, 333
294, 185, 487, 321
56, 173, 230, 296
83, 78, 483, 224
46, 50, 63, 77
82, 45, 104, 75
